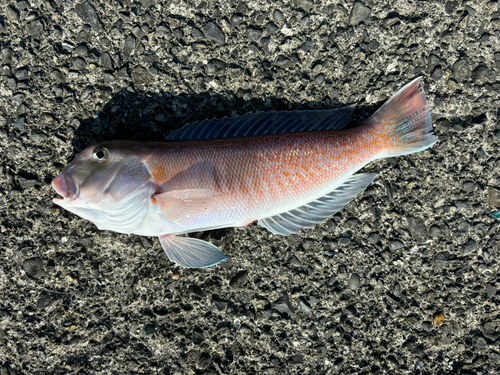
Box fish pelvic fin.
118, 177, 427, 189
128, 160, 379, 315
159, 234, 227, 268
365, 77, 437, 157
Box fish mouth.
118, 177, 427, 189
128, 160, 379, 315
52, 174, 79, 202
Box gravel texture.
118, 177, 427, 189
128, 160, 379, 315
1, 0, 500, 374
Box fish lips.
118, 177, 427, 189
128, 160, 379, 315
52, 174, 80, 202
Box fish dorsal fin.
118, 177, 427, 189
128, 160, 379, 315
165, 105, 356, 140
159, 235, 227, 268
259, 173, 378, 236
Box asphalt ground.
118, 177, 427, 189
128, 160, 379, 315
0, 0, 499, 374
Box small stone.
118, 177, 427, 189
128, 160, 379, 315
349, 2, 371, 25
149, 66, 158, 76
40, 113, 56, 127
206, 59, 226, 75
314, 345, 327, 357
156, 24, 170, 37
368, 39, 380, 50
143, 323, 156, 336
75, 45, 88, 57
491, 18, 500, 30
314, 73, 324, 84
103, 72, 115, 82
6, 6, 20, 22
276, 56, 292, 68
432, 67, 444, 80
236, 3, 248, 13
230, 13, 243, 25
300, 39, 312, 52
37, 293, 57, 309
196, 354, 211, 370
273, 9, 283, 20
230, 270, 248, 287
434, 252, 457, 267
287, 354, 303, 365
272, 294, 295, 316
140, 0, 155, 7
28, 19, 44, 38
433, 313, 445, 326
266, 21, 279, 34
132, 26, 146, 39
445, 1, 458, 14
203, 22, 225, 45
8, 77, 17, 89
458, 14, 469, 29
73, 57, 86, 70
239, 324, 252, 335
211, 295, 227, 311
247, 27, 263, 42
349, 273, 360, 290
452, 60, 470, 81
173, 28, 184, 38
75, 1, 104, 32
389, 240, 404, 250
407, 217, 427, 243
462, 239, 476, 256
15, 68, 28, 80
473, 336, 488, 352
462, 181, 474, 193
123, 35, 136, 60
488, 186, 500, 207
131, 66, 151, 85
428, 225, 441, 238
295, 0, 313, 11
1, 49, 13, 64
298, 297, 312, 313
471, 65, 489, 83
0, 66, 11, 76
116, 67, 130, 79
101, 52, 113, 70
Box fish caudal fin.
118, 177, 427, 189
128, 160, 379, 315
365, 77, 437, 158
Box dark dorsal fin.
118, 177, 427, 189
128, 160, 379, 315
165, 105, 356, 140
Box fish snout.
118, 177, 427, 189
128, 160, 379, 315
52, 174, 79, 201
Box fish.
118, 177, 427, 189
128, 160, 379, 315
52, 78, 437, 268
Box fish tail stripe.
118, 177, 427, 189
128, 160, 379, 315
364, 77, 437, 157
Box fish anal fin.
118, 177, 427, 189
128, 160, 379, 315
259, 173, 378, 236
159, 235, 227, 268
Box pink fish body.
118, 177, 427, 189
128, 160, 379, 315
52, 78, 436, 268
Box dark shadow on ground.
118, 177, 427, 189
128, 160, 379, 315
72, 87, 382, 154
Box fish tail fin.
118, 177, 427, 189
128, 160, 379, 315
364, 77, 437, 157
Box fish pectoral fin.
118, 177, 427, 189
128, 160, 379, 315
259, 173, 379, 236
152, 189, 220, 222
159, 234, 227, 268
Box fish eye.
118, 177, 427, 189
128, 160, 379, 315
92, 146, 110, 162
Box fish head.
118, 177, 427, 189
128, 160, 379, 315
52, 141, 154, 233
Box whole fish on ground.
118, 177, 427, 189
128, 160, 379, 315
52, 78, 437, 268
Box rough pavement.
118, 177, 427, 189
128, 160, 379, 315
1, 0, 499, 374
